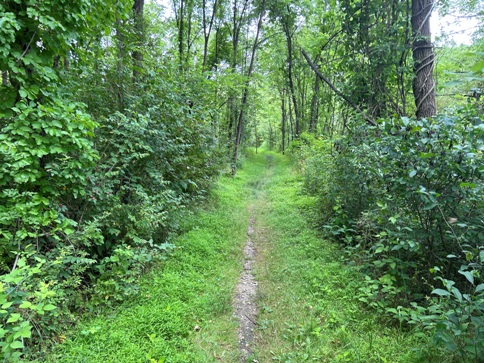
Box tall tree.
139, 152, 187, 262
202, 0, 219, 71
232, 0, 266, 173
227, 0, 250, 147
411, 0, 436, 118
132, 0, 145, 82
281, 6, 300, 136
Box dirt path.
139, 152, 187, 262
233, 207, 258, 361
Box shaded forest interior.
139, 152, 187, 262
0, 0, 483, 361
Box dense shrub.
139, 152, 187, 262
300, 106, 484, 360
1, 57, 223, 363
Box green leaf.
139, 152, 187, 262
458, 270, 474, 285
43, 304, 56, 311
409, 170, 417, 177
6, 313, 21, 323
452, 287, 463, 302
1, 301, 13, 309
19, 88, 27, 98
8, 340, 24, 349
423, 202, 438, 211
443, 80, 465, 87
431, 288, 450, 297
475, 284, 484, 293
375, 246, 385, 254
0, 328, 8, 338
18, 301, 32, 309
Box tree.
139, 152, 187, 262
132, 0, 145, 82
411, 0, 437, 118
232, 0, 266, 173
202, 0, 219, 71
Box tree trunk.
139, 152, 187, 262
411, 0, 436, 118
202, 0, 218, 71
283, 21, 300, 136
115, 19, 125, 110
226, 0, 248, 149
132, 0, 144, 83
2, 71, 7, 86
288, 93, 294, 140
178, 0, 185, 69
232, 0, 265, 175
187, 1, 193, 63
309, 74, 320, 133
280, 87, 286, 154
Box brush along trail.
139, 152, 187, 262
40, 150, 434, 363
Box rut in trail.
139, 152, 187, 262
233, 207, 258, 362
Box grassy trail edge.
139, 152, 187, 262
39, 155, 272, 363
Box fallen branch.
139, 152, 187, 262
301, 48, 377, 127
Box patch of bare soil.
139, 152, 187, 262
233, 207, 258, 362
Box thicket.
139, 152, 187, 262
0, 1, 223, 361
297, 104, 484, 361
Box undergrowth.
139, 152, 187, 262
28, 154, 272, 362
295, 106, 484, 362
252, 151, 447, 362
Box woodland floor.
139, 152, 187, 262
38, 150, 441, 363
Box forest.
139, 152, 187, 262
0, 0, 483, 361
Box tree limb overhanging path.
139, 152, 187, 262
301, 48, 378, 127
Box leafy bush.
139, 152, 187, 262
0, 258, 59, 362
300, 106, 484, 359
1, 35, 222, 363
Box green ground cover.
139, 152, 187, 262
37, 150, 444, 362
251, 151, 444, 363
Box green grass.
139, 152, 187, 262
36, 149, 445, 363
251, 151, 444, 363
37, 152, 271, 363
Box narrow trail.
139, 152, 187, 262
39, 151, 431, 363
233, 154, 273, 362
233, 207, 257, 361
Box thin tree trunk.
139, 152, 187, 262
132, 0, 144, 83
202, 0, 218, 71
187, 2, 193, 63
115, 19, 125, 110
232, 0, 265, 175
411, 0, 436, 118
283, 21, 300, 136
302, 48, 377, 127
309, 74, 320, 133
178, 0, 185, 69
226, 0, 248, 149
280, 87, 286, 154
288, 93, 294, 140
2, 71, 7, 86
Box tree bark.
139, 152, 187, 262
202, 0, 218, 71
280, 87, 287, 154
115, 19, 125, 109
227, 0, 249, 151
232, 0, 265, 175
411, 0, 436, 118
177, 0, 185, 69
132, 0, 144, 83
302, 48, 377, 127
283, 20, 300, 136
309, 73, 320, 133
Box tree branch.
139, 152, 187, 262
301, 48, 377, 127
